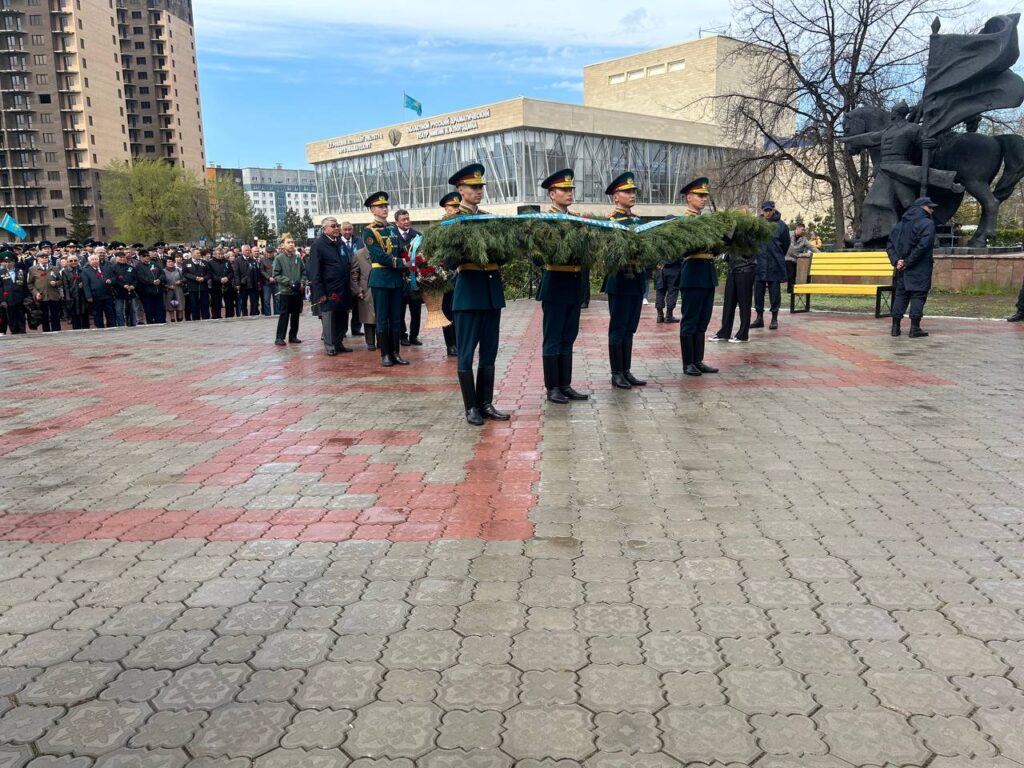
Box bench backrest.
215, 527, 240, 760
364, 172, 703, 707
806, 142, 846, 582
809, 251, 893, 284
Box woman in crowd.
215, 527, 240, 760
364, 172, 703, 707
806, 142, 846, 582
163, 256, 185, 322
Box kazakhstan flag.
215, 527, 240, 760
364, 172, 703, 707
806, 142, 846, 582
0, 212, 27, 240
403, 93, 423, 117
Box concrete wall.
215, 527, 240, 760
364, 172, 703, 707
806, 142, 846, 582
932, 254, 1024, 291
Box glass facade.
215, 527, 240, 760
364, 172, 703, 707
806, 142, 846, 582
315, 129, 728, 214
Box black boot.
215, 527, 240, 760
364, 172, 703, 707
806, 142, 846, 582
751, 312, 765, 329
365, 323, 376, 350
622, 338, 646, 386
665, 309, 680, 324
379, 329, 393, 367
442, 325, 457, 356
909, 319, 929, 338
458, 370, 484, 426
543, 355, 569, 403
656, 308, 665, 323
1007, 311, 1024, 322
694, 335, 719, 373
390, 332, 410, 365
891, 318, 901, 337
477, 366, 510, 420
682, 335, 702, 376
769, 312, 779, 330
558, 353, 589, 400
321, 310, 337, 356
609, 343, 631, 389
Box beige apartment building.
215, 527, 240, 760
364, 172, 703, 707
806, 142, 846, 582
308, 35, 810, 226
0, 0, 205, 243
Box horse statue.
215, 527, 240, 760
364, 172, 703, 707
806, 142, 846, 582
844, 104, 1024, 247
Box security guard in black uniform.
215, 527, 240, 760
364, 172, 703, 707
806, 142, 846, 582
538, 168, 589, 404
677, 177, 720, 377
604, 172, 647, 390
444, 163, 510, 426
363, 192, 410, 368
439, 192, 461, 357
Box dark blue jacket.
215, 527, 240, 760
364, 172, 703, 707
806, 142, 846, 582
307, 234, 352, 311
757, 211, 790, 282
887, 206, 936, 293
82, 265, 114, 302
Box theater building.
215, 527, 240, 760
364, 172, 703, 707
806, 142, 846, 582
307, 36, 779, 224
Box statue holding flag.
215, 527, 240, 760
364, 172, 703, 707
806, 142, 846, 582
843, 14, 1024, 247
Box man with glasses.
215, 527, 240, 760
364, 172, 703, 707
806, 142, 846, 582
307, 217, 354, 355
61, 253, 90, 330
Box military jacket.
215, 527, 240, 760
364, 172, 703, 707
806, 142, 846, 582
677, 209, 720, 289
444, 205, 505, 311
536, 206, 586, 305
1, 267, 27, 307
181, 258, 208, 291
363, 221, 407, 291
603, 208, 647, 295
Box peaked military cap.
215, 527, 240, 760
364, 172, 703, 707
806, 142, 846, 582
0, 248, 16, 261
605, 172, 638, 195
439, 192, 462, 208
151, 241, 167, 248
448, 163, 486, 187
108, 241, 126, 249
680, 177, 710, 196
38, 240, 53, 249
541, 168, 575, 190
364, 191, 390, 208
130, 242, 144, 249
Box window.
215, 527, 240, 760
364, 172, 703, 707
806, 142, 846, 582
33, 54, 47, 65
35, 74, 49, 85
608, 73, 625, 85
42, 133, 55, 144
31, 34, 44, 45
54, 227, 68, 236
44, 152, 57, 163
134, 42, 144, 49
39, 94, 51, 104
135, 56, 145, 64
668, 59, 685, 72
647, 64, 666, 77
48, 171, 61, 181
626, 69, 644, 81
53, 209, 65, 218
28, 14, 41, 25
40, 113, 53, 123
50, 190, 63, 199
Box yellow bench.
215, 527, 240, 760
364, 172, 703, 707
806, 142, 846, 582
791, 251, 895, 318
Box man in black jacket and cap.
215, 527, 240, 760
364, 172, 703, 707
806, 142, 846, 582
752, 201, 790, 331
888, 196, 937, 338
307, 216, 353, 356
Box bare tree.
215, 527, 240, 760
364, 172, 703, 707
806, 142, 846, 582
712, 0, 967, 246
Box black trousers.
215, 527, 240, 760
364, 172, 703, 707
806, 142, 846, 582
655, 265, 681, 311
607, 293, 643, 344
187, 290, 210, 320
891, 273, 929, 320
209, 284, 226, 318
1016, 276, 1024, 311
276, 294, 303, 340
238, 288, 260, 316
142, 293, 165, 324
755, 280, 782, 314
2, 305, 26, 334
401, 294, 423, 339
351, 311, 362, 335
455, 309, 501, 371
541, 301, 581, 356
40, 300, 62, 332
717, 269, 755, 341
786, 261, 797, 293
92, 298, 116, 328
680, 286, 715, 335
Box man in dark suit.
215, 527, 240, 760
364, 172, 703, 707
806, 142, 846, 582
394, 209, 423, 346
82, 252, 116, 328
307, 217, 353, 355
338, 222, 361, 338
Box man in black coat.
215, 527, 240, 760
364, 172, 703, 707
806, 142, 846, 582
888, 197, 937, 338
136, 250, 166, 324
307, 217, 353, 355
394, 209, 423, 346
181, 249, 210, 321
109, 251, 139, 327
1, 250, 27, 335
207, 250, 232, 319
82, 253, 116, 328
752, 201, 790, 330
232, 246, 260, 316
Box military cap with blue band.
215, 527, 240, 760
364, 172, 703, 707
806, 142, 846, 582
439, 192, 462, 208
680, 177, 710, 196
541, 168, 575, 190
448, 163, 486, 187
605, 172, 638, 195
364, 191, 390, 208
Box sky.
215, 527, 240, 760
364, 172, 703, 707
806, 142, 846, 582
193, 1, 734, 170
193, 0, 1020, 171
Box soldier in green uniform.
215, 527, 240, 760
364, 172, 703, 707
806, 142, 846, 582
538, 168, 589, 404
362, 192, 410, 368
604, 172, 648, 390
439, 192, 461, 357
677, 177, 720, 376
444, 164, 510, 426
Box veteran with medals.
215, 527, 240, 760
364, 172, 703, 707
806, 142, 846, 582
444, 164, 510, 426
538, 169, 589, 404
677, 177, 720, 376
604, 172, 648, 390
362, 192, 410, 367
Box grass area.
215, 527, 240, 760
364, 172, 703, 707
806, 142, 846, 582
783, 289, 1018, 319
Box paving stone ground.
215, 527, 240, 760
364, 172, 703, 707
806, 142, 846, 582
1, 300, 1024, 767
